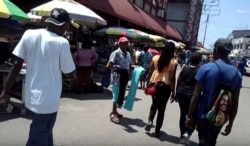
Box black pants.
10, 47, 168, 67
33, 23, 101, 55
197, 119, 222, 146
117, 69, 129, 106
177, 91, 197, 137
148, 83, 171, 133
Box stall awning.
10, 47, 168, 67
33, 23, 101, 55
136, 7, 166, 35
78, 0, 183, 41
78, 0, 146, 28
165, 25, 183, 41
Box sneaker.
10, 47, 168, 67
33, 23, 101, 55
144, 122, 153, 132
179, 133, 190, 146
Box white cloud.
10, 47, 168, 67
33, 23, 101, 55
236, 9, 250, 14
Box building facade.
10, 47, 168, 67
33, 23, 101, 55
228, 30, 250, 40
131, 0, 204, 47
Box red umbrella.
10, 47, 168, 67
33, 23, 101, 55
148, 48, 160, 57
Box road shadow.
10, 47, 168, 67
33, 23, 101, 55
62, 88, 142, 102
0, 101, 32, 122
61, 88, 113, 100
145, 131, 198, 146
119, 117, 146, 133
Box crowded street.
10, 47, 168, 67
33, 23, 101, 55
1, 0, 250, 146
0, 67, 249, 146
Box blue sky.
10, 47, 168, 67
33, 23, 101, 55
198, 0, 250, 49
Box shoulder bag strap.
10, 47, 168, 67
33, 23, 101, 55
214, 61, 222, 77
214, 61, 238, 84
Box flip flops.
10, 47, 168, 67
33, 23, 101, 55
110, 114, 120, 124
109, 112, 123, 118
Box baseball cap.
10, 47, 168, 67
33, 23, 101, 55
214, 38, 233, 52
118, 37, 128, 44
45, 8, 70, 26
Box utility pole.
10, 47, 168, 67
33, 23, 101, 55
202, 14, 209, 46
201, 0, 220, 48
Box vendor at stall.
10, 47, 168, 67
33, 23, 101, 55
73, 40, 99, 93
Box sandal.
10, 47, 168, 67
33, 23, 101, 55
110, 114, 120, 124
109, 112, 123, 118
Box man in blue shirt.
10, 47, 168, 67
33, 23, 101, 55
186, 38, 242, 146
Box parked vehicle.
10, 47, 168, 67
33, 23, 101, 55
244, 60, 250, 75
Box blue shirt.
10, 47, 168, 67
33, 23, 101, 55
139, 51, 152, 70
195, 59, 242, 120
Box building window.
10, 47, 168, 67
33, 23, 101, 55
144, 3, 151, 13
246, 45, 250, 50
135, 0, 143, 8
157, 0, 163, 7
152, 0, 156, 6
157, 9, 164, 17
151, 8, 156, 16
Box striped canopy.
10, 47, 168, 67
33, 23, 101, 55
0, 0, 30, 22
149, 34, 167, 42
30, 0, 106, 26
93, 26, 132, 37
127, 29, 150, 39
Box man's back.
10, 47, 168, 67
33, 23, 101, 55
13, 29, 75, 114
195, 59, 242, 119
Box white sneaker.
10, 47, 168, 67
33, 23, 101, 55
179, 133, 190, 146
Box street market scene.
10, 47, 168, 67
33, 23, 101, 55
0, 0, 250, 146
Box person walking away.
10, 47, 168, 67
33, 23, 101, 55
107, 37, 132, 124
202, 54, 208, 65
73, 40, 99, 93
138, 45, 152, 89
180, 51, 186, 68
176, 52, 201, 145
134, 47, 142, 65
186, 38, 242, 146
127, 42, 136, 65
144, 42, 178, 137
0, 8, 75, 146
237, 57, 246, 76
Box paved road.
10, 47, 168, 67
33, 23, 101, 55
0, 67, 250, 146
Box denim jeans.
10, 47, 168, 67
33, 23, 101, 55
197, 118, 222, 146
26, 112, 57, 146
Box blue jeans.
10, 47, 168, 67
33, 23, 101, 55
26, 112, 57, 146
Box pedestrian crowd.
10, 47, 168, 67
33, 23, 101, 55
0, 8, 243, 146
